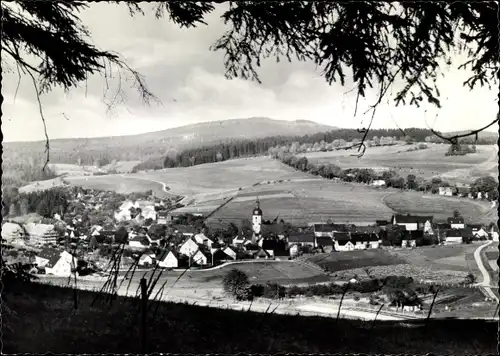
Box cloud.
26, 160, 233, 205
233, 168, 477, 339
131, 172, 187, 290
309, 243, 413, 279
2, 2, 497, 142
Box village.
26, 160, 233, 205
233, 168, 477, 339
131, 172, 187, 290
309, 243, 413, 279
1, 184, 498, 278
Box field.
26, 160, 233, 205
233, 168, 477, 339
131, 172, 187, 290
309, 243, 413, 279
3, 281, 497, 354
304, 143, 498, 184
305, 249, 408, 273
383, 191, 495, 223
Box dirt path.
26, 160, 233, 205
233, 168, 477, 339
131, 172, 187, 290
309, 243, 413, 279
473, 241, 499, 302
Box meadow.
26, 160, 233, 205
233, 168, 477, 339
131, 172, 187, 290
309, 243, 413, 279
383, 191, 494, 223
304, 143, 498, 184
3, 281, 497, 354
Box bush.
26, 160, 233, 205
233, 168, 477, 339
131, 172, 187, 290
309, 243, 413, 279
222, 269, 253, 301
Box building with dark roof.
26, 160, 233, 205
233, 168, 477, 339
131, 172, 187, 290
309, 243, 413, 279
392, 214, 433, 232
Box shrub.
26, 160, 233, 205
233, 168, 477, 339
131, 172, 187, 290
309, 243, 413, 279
222, 268, 253, 301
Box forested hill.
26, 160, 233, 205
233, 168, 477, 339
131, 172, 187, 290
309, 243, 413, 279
132, 127, 442, 171
2, 117, 335, 166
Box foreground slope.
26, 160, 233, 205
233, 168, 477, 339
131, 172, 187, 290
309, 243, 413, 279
3, 282, 496, 354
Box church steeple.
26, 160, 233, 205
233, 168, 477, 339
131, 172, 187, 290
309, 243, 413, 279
252, 197, 263, 238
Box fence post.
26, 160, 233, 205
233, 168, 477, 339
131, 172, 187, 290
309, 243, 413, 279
140, 278, 148, 354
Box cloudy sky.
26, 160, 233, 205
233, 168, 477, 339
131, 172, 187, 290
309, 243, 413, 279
2, 2, 498, 142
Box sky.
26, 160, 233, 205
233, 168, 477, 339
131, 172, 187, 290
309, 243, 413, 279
2, 2, 498, 142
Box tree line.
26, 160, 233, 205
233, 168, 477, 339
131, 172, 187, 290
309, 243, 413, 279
132, 128, 441, 172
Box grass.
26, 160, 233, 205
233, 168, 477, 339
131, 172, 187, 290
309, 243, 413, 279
304, 143, 497, 184
306, 250, 407, 273
3, 281, 497, 354
383, 191, 494, 223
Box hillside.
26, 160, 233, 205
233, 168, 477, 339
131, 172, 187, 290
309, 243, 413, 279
2, 117, 336, 165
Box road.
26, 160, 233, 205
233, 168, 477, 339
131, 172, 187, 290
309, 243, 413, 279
473, 240, 499, 302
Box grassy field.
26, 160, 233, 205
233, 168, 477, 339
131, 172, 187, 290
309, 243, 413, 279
383, 191, 494, 223
304, 143, 498, 184
3, 281, 497, 354
305, 250, 408, 273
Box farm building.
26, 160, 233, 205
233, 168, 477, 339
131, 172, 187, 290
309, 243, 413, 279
392, 214, 433, 232
313, 224, 335, 238
447, 217, 465, 229
1, 222, 27, 246
138, 253, 156, 267
400, 230, 423, 248
194, 232, 214, 247
262, 239, 287, 257
24, 223, 59, 246
353, 226, 381, 235
157, 250, 179, 268
288, 232, 316, 248
469, 225, 489, 240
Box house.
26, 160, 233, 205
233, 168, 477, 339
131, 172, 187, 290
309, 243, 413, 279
262, 239, 288, 258
157, 249, 179, 268
456, 185, 471, 197
439, 187, 453, 196
24, 223, 59, 246
350, 233, 379, 250
490, 225, 499, 242
445, 230, 464, 245
138, 253, 156, 267
174, 225, 196, 237
192, 250, 208, 265
335, 235, 355, 252
255, 248, 272, 259
313, 224, 336, 238
448, 217, 465, 229
232, 234, 248, 246
1, 222, 27, 246
469, 225, 489, 240
128, 235, 150, 249
401, 230, 423, 248
354, 226, 381, 235
223, 247, 237, 260
289, 244, 300, 258
179, 238, 199, 257
141, 206, 157, 221
157, 211, 169, 225
316, 236, 334, 253
36, 248, 76, 277
288, 232, 316, 248
210, 249, 229, 264
193, 232, 214, 248
372, 180, 386, 187
392, 214, 433, 232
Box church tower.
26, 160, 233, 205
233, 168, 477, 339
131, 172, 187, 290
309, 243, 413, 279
252, 198, 263, 239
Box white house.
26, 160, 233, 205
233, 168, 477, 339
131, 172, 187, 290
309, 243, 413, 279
439, 187, 453, 196
289, 244, 300, 258
232, 234, 248, 246
128, 235, 150, 249
223, 247, 237, 260
194, 232, 214, 248
24, 223, 59, 246
192, 250, 208, 265
372, 180, 386, 187
1, 222, 26, 246
138, 253, 155, 267
141, 206, 157, 221
158, 250, 179, 268
179, 238, 199, 257
36, 249, 76, 277
335, 240, 355, 251
313, 224, 335, 238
